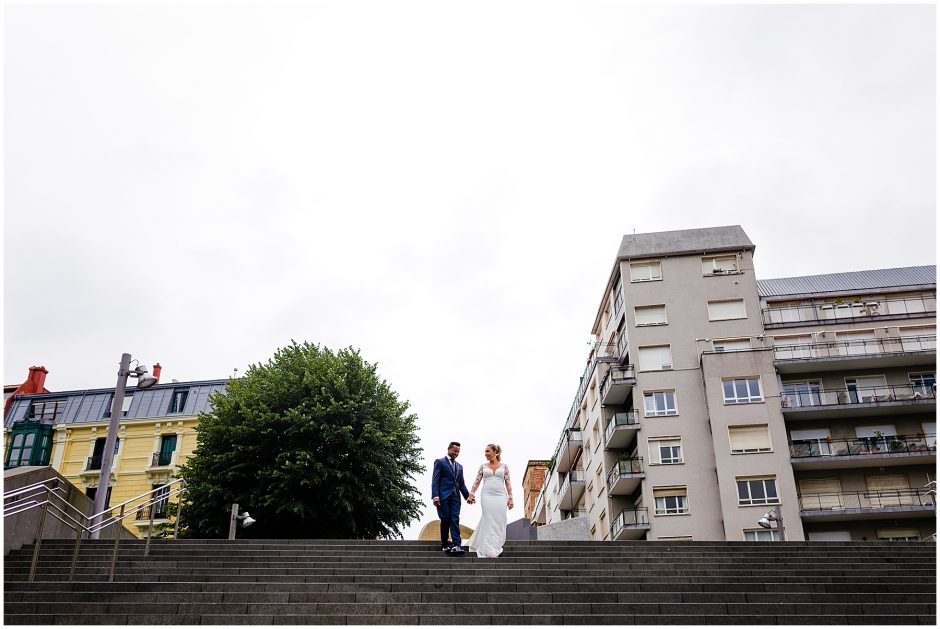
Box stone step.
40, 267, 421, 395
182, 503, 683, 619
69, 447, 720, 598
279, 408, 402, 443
5, 590, 936, 604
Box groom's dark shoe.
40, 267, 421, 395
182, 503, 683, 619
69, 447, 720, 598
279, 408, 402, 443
450, 546, 465, 555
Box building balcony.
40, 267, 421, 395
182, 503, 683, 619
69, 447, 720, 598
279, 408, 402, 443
600, 364, 637, 406
605, 410, 640, 449
610, 507, 650, 540
550, 428, 583, 474
773, 335, 936, 374
145, 452, 178, 482
606, 457, 644, 496
781, 384, 936, 419
790, 435, 936, 470
799, 490, 935, 522
762, 294, 936, 329
562, 509, 588, 520
556, 468, 585, 508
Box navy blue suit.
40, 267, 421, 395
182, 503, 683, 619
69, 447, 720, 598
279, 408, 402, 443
431, 456, 470, 548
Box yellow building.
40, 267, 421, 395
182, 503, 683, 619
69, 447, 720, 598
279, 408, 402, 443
4, 379, 226, 537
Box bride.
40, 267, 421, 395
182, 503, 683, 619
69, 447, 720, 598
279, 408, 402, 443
466, 443, 514, 558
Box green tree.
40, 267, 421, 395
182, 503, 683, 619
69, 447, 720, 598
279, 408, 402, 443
177, 341, 424, 539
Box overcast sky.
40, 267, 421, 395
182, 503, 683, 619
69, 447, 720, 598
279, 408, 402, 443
4, 2, 935, 539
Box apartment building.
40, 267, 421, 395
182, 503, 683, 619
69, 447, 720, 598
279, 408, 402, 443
4, 378, 226, 537
532, 225, 936, 542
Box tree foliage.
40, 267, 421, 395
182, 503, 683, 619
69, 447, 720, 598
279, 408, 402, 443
177, 341, 425, 539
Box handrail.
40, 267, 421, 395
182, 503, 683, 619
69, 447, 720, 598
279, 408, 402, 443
3, 476, 187, 582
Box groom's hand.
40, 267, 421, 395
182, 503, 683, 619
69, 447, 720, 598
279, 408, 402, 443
432, 497, 440, 506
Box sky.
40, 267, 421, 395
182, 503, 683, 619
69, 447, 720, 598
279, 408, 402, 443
3, 2, 936, 540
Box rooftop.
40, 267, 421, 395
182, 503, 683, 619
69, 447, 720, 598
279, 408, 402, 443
757, 265, 936, 298
617, 225, 754, 260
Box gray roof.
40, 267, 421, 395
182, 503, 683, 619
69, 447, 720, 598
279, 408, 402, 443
618, 225, 754, 260
757, 266, 936, 298
4, 379, 228, 428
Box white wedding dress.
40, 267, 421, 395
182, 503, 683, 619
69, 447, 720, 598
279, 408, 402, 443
467, 463, 511, 558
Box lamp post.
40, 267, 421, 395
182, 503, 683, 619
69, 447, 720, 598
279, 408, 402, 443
89, 353, 157, 539
757, 505, 786, 541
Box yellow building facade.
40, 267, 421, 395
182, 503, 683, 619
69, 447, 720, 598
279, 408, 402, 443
4, 379, 226, 537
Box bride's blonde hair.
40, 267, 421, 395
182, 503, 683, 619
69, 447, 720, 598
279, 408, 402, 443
487, 443, 502, 462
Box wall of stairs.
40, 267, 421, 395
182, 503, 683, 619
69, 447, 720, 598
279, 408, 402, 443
4, 539, 936, 624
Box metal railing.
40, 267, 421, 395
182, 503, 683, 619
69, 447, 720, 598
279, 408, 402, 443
605, 410, 639, 444
151, 451, 174, 467
606, 457, 643, 491
599, 364, 636, 402
762, 294, 936, 326
790, 434, 936, 458
798, 489, 935, 512
773, 335, 936, 361
562, 509, 588, 520
3, 477, 187, 582
85, 456, 103, 471
610, 507, 649, 538
557, 468, 585, 499
781, 384, 936, 409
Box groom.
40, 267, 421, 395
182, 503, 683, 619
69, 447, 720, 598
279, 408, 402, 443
431, 441, 473, 554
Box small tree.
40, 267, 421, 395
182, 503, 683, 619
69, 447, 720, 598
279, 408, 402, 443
177, 341, 424, 539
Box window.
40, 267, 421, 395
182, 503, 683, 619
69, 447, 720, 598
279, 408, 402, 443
877, 528, 921, 542
612, 278, 624, 317
85, 486, 113, 508
649, 437, 682, 464
707, 299, 747, 321
7, 422, 54, 469
744, 529, 778, 542
89, 437, 121, 470
653, 486, 688, 515
152, 484, 170, 519
630, 260, 662, 282
644, 390, 677, 416
900, 325, 936, 352
27, 399, 67, 421
157, 434, 177, 466
104, 394, 134, 418
638, 345, 673, 371
846, 375, 889, 403
729, 425, 771, 454
634, 305, 667, 326
722, 377, 763, 404
782, 380, 822, 408
773, 334, 813, 360
713, 338, 751, 352
168, 390, 189, 414
702, 255, 739, 275
658, 536, 693, 541
910, 373, 936, 397
736, 476, 779, 506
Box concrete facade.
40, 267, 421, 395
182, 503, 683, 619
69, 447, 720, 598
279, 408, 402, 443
534, 226, 936, 543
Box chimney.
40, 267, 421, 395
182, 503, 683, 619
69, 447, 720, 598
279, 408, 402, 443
152, 363, 162, 384
27, 366, 48, 393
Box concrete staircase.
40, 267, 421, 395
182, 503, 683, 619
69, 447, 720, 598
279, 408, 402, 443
4, 539, 936, 624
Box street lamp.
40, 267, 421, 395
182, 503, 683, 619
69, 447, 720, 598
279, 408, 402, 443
757, 505, 786, 541
89, 353, 157, 539
228, 503, 256, 539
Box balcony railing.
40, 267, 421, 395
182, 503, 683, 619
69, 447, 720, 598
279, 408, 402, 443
606, 457, 643, 491
790, 434, 936, 458
600, 364, 637, 403
562, 509, 588, 520
799, 489, 935, 512
781, 384, 936, 409
610, 507, 650, 538
605, 410, 640, 443
763, 294, 936, 327
85, 456, 102, 471
557, 468, 585, 498
773, 335, 936, 361
151, 452, 174, 467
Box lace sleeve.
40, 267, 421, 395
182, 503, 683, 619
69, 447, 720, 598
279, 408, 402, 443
471, 465, 484, 493
503, 464, 512, 497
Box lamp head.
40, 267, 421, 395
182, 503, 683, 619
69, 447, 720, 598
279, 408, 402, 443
131, 365, 158, 389
757, 516, 772, 529
241, 512, 256, 527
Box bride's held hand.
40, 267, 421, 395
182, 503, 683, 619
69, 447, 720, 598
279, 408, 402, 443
507, 498, 514, 510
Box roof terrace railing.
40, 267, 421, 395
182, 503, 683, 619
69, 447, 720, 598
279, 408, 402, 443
763, 294, 936, 326
798, 489, 934, 511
